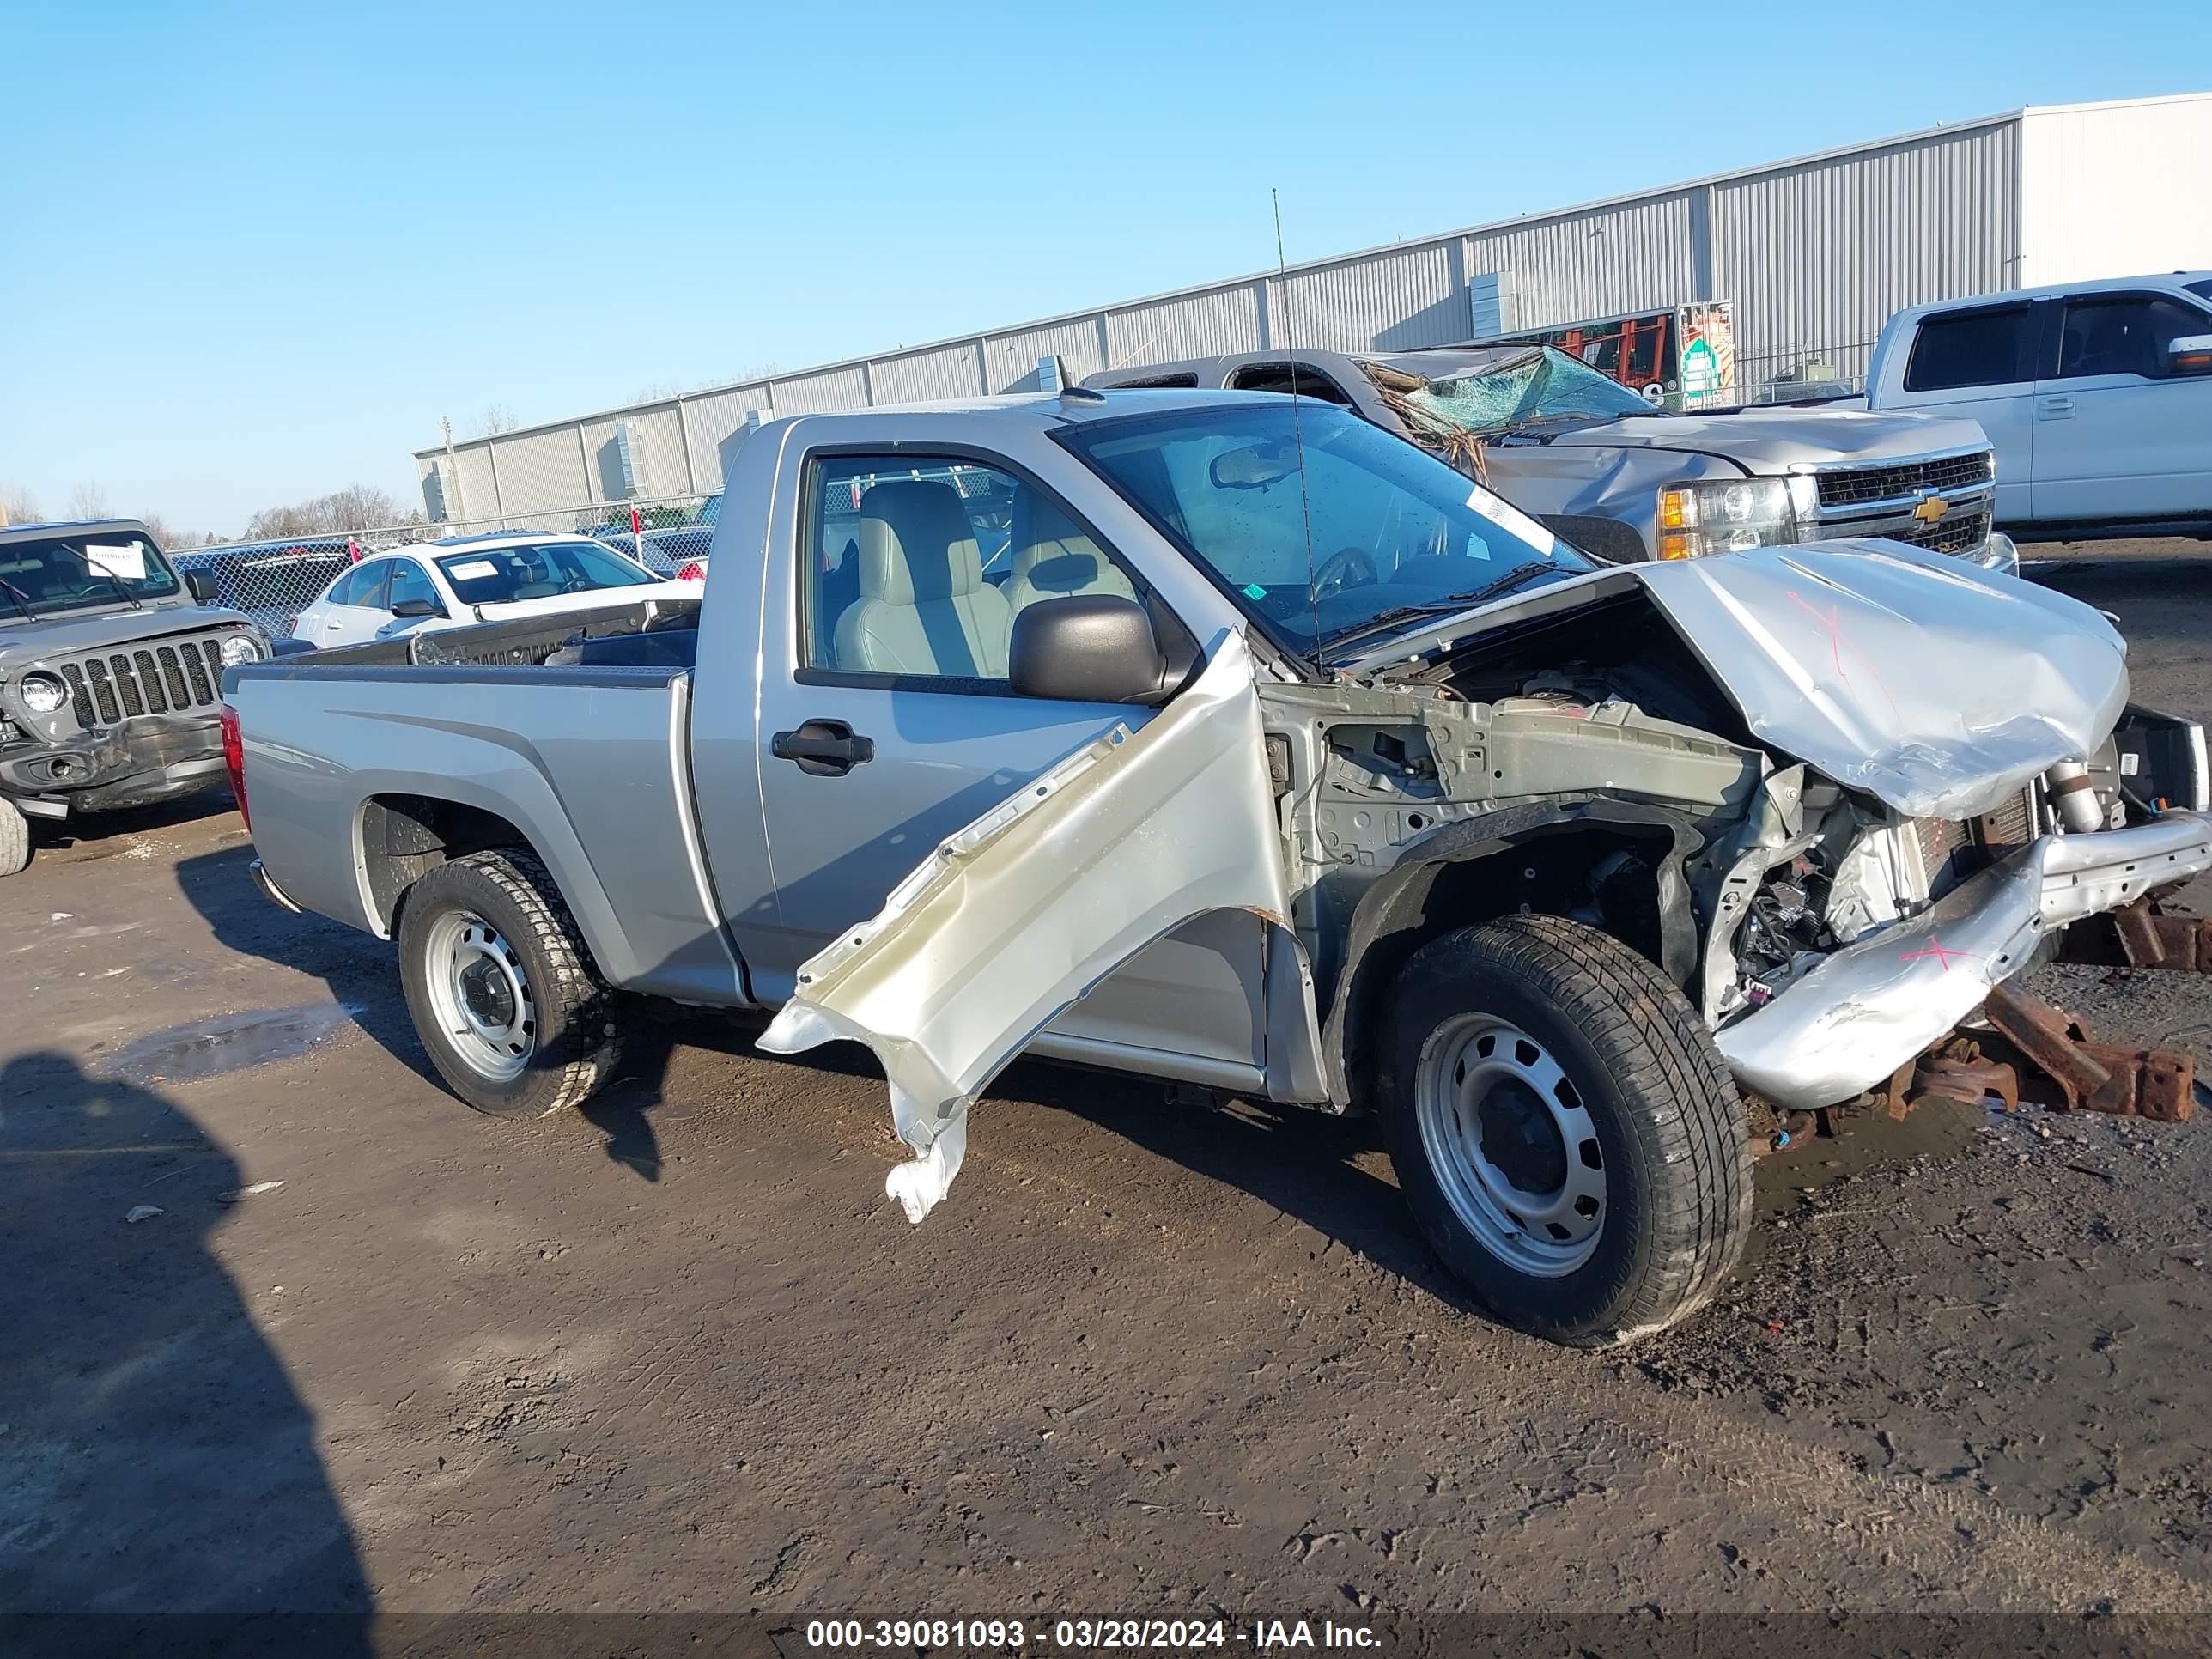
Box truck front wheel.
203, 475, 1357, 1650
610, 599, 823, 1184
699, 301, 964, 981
1380, 915, 1751, 1346
397, 849, 624, 1118
0, 799, 29, 878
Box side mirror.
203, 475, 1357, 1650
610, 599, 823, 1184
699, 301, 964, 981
185, 569, 218, 604
389, 597, 446, 619
2166, 335, 2212, 376
1010, 595, 1171, 706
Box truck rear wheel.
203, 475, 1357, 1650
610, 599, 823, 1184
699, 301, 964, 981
398, 849, 624, 1118
1380, 915, 1750, 1346
0, 799, 29, 878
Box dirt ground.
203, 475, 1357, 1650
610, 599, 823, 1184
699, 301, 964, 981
9, 542, 2212, 1644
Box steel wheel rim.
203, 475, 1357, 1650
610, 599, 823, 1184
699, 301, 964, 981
423, 909, 536, 1082
1413, 1013, 1606, 1277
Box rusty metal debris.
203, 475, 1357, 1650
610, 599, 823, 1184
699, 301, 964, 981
1982, 981, 2196, 1121
1912, 1051, 2020, 1114
2064, 898, 2212, 973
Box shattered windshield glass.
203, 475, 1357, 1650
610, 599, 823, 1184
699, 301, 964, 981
1386, 346, 1662, 437
1059, 400, 1591, 659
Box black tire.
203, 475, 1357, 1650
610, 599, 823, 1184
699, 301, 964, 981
397, 848, 624, 1117
0, 798, 29, 878
1378, 915, 1750, 1346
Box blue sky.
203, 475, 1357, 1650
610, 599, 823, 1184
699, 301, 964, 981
2, 1, 2197, 536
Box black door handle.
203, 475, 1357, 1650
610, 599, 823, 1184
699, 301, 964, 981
771, 719, 875, 777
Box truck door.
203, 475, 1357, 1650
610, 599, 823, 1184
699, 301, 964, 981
738, 445, 1268, 1076
2030, 289, 2212, 524
1884, 301, 2042, 524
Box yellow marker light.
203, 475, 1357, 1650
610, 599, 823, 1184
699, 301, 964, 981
1657, 489, 1696, 531
1659, 532, 1698, 560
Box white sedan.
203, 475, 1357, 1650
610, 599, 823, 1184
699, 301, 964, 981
289, 533, 690, 649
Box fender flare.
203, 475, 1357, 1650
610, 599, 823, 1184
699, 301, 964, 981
1318, 795, 1705, 1107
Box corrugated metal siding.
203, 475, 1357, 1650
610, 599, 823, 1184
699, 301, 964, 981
869, 342, 988, 404
1467, 192, 1700, 334
578, 405, 690, 502
1711, 122, 2017, 389
983, 319, 1107, 392
1103, 282, 1265, 367
1278, 243, 1461, 352
772, 365, 871, 413
481, 426, 586, 514
682, 386, 772, 492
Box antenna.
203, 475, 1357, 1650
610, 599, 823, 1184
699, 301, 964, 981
1272, 189, 1322, 659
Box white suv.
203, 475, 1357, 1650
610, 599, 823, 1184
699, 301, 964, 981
1863, 273, 2212, 541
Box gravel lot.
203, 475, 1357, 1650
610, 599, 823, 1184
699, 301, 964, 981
8, 542, 2212, 1642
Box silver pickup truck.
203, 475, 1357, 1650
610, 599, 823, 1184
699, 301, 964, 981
227, 388, 2211, 1345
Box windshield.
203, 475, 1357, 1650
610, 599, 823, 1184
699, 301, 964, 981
1060, 401, 1590, 658
1381, 346, 1662, 438
0, 530, 180, 613
434, 540, 657, 605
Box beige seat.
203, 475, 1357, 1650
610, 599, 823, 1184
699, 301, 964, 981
1003, 494, 1138, 616
836, 481, 1012, 677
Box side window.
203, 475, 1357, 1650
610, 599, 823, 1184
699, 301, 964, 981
332, 562, 388, 607
800, 454, 1139, 684
386, 559, 439, 612
2055, 295, 2208, 380
1903, 307, 2033, 392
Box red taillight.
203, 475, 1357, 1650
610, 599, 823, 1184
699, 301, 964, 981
675, 561, 706, 584
221, 703, 249, 830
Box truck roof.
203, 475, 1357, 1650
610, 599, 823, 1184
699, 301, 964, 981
1887, 271, 2212, 319
1087, 345, 1534, 388
744, 386, 1289, 434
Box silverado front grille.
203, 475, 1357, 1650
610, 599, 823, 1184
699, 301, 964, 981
56, 635, 228, 728
1893, 505, 1994, 556
1814, 450, 1994, 508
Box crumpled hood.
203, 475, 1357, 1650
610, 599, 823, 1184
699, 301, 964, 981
1631, 541, 2128, 820
0, 601, 252, 665
1555, 407, 1988, 472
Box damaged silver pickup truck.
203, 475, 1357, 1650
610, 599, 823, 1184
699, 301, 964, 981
226, 388, 2212, 1344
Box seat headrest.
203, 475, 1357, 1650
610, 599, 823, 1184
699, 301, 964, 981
1009, 491, 1097, 579
857, 482, 982, 605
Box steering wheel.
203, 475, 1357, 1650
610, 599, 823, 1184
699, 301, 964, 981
1310, 545, 1379, 599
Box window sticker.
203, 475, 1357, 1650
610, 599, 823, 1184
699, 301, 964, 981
447, 559, 499, 580
84, 542, 148, 580
1464, 484, 1555, 556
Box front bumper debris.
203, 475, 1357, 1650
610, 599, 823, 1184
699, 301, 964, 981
1716, 811, 2212, 1112
0, 713, 226, 815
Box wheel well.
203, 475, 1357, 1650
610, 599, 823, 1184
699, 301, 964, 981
1327, 821, 1689, 1109
361, 794, 533, 931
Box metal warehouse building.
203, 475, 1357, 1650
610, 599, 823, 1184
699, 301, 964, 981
416, 92, 2212, 529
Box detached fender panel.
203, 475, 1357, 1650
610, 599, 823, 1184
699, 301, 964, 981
758, 631, 1290, 1222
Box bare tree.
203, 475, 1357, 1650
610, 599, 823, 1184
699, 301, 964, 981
0, 485, 40, 526
67, 482, 111, 520
242, 484, 411, 541
477, 404, 519, 436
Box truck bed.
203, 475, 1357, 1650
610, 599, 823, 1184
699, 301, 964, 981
225, 593, 745, 1006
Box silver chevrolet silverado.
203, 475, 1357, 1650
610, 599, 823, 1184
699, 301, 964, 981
1088, 345, 2014, 573
226, 389, 2210, 1345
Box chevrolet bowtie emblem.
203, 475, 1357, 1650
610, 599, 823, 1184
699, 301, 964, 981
1911, 493, 1951, 525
